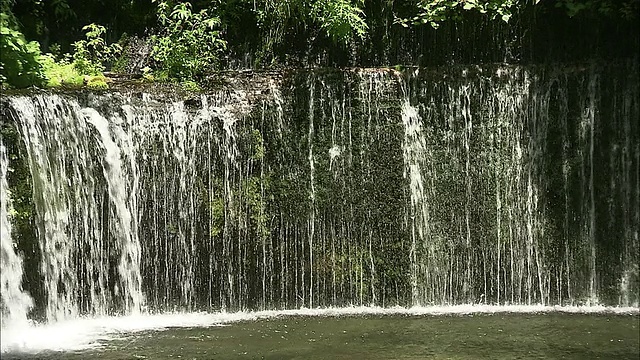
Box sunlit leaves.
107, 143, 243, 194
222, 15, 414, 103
400, 0, 639, 28
0, 12, 46, 88
311, 0, 369, 44
150, 1, 227, 81
171, 2, 191, 22
72, 23, 122, 74
254, 0, 369, 47
397, 0, 518, 29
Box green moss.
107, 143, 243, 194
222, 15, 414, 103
210, 196, 224, 238
0, 121, 41, 311
181, 80, 201, 92
244, 176, 270, 242
153, 70, 170, 82
86, 75, 109, 89
250, 129, 265, 160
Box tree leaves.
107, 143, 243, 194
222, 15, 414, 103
402, 0, 639, 29
402, 0, 518, 28
150, 1, 227, 81
0, 12, 46, 88
311, 0, 369, 44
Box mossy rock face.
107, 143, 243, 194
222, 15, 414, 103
0, 112, 44, 319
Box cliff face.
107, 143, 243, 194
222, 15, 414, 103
1, 62, 638, 323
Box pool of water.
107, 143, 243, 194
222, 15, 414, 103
2, 308, 638, 359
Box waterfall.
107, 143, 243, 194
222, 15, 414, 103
0, 64, 638, 324
83, 108, 143, 313
401, 98, 430, 305
0, 141, 33, 327
8, 95, 143, 319
308, 78, 316, 308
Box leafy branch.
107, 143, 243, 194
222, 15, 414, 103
396, 0, 538, 29
311, 0, 369, 44
150, 1, 227, 81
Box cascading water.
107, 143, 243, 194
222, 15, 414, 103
401, 97, 430, 305
0, 64, 638, 330
13, 96, 99, 320
0, 141, 33, 327
7, 95, 144, 320
83, 108, 143, 313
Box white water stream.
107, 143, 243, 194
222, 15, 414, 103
0, 141, 33, 329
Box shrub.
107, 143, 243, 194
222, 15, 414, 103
0, 12, 46, 88
39, 54, 84, 88
73, 23, 122, 74
311, 0, 368, 44
150, 1, 227, 81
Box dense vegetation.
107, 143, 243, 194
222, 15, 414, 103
1, 0, 638, 89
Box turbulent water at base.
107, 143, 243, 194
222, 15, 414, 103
0, 63, 638, 326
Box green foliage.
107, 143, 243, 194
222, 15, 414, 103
150, 1, 227, 81
399, 0, 638, 28
207, 172, 272, 258
310, 0, 369, 44
51, 0, 76, 22
244, 176, 270, 242
256, 0, 368, 43
41, 23, 120, 89
73, 23, 122, 74
0, 12, 46, 88
0, 12, 118, 89
39, 54, 84, 88
0, 120, 39, 301
86, 74, 108, 90
181, 80, 201, 92
398, 0, 522, 29
40, 25, 117, 89
250, 0, 368, 64
250, 129, 265, 160
210, 196, 224, 238
141, 67, 154, 82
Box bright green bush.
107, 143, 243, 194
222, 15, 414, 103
40, 54, 84, 87
0, 12, 46, 88
0, 14, 116, 89
180, 80, 201, 92
311, 0, 368, 44
41, 23, 118, 89
150, 1, 227, 81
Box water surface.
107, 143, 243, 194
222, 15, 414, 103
4, 311, 638, 359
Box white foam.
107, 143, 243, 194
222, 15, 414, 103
2, 305, 637, 354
